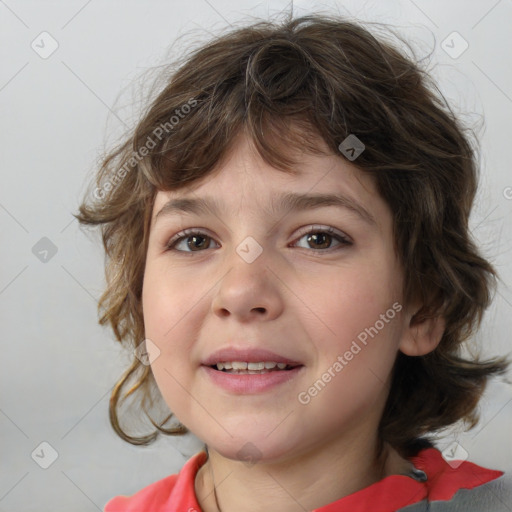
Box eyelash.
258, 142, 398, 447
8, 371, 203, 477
164, 225, 352, 254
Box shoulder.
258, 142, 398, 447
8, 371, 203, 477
400, 448, 512, 511
400, 472, 512, 511
103, 473, 179, 512
103, 451, 207, 512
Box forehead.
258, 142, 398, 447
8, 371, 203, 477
150, 166, 392, 249
151, 133, 381, 219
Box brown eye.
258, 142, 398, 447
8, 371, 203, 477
186, 234, 210, 251
306, 232, 333, 250
166, 231, 218, 252
294, 226, 352, 252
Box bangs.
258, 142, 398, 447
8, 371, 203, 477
131, 33, 341, 191
146, 115, 333, 192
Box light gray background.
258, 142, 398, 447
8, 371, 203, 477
1, 1, 511, 511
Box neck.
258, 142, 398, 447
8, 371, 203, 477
195, 430, 413, 512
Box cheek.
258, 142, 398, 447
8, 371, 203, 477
142, 260, 209, 394
142, 268, 197, 421
318, 261, 401, 337
298, 292, 403, 431
142, 261, 203, 341
142, 266, 201, 412
306, 258, 403, 388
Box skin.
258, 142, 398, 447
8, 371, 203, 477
142, 131, 445, 511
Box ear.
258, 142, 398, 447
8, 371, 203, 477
399, 303, 446, 356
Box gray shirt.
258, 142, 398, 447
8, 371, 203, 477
399, 472, 512, 511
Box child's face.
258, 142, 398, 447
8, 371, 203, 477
143, 133, 411, 462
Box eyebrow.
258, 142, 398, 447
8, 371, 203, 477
154, 192, 377, 227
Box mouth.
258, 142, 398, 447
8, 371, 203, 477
208, 361, 303, 374
201, 348, 304, 392
202, 360, 304, 393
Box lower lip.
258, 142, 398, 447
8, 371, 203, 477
201, 365, 304, 394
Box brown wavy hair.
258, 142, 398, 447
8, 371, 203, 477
75, 13, 509, 455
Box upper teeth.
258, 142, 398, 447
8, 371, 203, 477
215, 361, 288, 370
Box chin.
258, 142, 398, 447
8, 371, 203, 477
203, 429, 304, 466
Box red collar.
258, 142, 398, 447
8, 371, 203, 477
313, 447, 503, 511
105, 447, 503, 512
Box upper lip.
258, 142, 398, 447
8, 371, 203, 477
202, 348, 303, 366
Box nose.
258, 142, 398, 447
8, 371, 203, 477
211, 246, 284, 323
